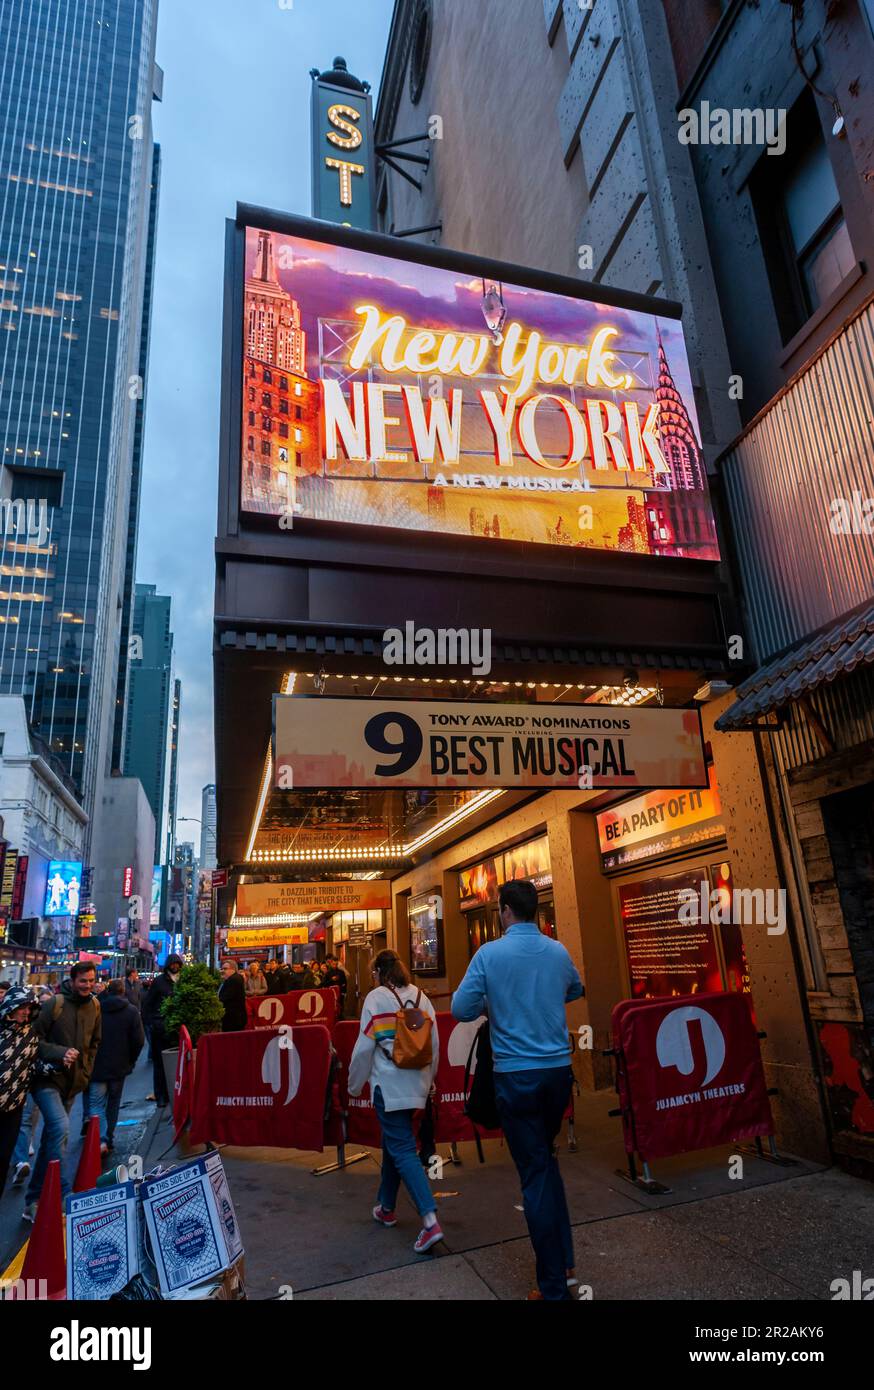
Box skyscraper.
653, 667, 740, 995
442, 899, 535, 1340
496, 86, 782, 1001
0, 0, 162, 840
200, 783, 217, 870
122, 583, 176, 862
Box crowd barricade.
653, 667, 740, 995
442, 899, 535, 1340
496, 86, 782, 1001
608, 990, 774, 1189
190, 1023, 332, 1151
245, 987, 339, 1030
185, 1008, 577, 1172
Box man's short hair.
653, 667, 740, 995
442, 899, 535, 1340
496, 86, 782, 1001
108, 978, 125, 995
499, 878, 538, 923
125, 966, 137, 978
70, 961, 96, 980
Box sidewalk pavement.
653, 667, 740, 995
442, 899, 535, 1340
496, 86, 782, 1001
141, 1088, 874, 1301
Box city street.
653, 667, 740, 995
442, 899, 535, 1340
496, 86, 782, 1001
0, 0, 872, 1363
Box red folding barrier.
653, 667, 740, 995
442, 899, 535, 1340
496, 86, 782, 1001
331, 1018, 383, 1147
190, 1024, 332, 1151
433, 1012, 502, 1144
246, 987, 339, 1030
612, 991, 772, 1161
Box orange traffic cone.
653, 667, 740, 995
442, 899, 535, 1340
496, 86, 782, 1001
73, 1115, 102, 1192
17, 1158, 66, 1299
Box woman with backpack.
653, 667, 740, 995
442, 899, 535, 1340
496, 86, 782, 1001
348, 949, 443, 1253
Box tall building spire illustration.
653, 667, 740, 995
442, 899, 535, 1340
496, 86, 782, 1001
245, 229, 306, 372
655, 324, 704, 491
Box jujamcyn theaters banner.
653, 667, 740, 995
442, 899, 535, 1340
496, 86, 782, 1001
240, 225, 719, 560
273, 696, 707, 791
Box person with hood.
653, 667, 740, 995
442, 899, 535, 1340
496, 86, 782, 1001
142, 954, 183, 1107
218, 959, 248, 1032
88, 979, 144, 1153
0, 987, 72, 1197
23, 963, 102, 1217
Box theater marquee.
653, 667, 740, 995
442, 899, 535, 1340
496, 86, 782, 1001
239, 222, 719, 559
273, 697, 707, 791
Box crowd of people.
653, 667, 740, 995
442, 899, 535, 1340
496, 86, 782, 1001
216, 954, 348, 1031
1, 886, 578, 1299
0, 962, 144, 1221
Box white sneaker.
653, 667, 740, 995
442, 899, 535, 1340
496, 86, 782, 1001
12, 1161, 30, 1185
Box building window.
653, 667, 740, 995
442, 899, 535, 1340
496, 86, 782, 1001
263, 417, 273, 432
662, 0, 728, 92
261, 392, 272, 408
261, 440, 271, 457
751, 94, 855, 341
278, 422, 289, 439
409, 0, 432, 105
263, 368, 272, 384
279, 398, 289, 415
279, 376, 288, 391
295, 406, 302, 421
247, 410, 255, 427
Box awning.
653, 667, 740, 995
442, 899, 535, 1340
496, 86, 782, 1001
716, 600, 874, 732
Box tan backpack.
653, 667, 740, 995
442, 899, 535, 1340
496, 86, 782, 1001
383, 986, 433, 1070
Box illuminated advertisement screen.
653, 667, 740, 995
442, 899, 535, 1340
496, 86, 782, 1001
239, 224, 719, 559
44, 860, 83, 918
150, 866, 162, 926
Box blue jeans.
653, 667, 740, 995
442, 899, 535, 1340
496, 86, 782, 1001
373, 1087, 436, 1222
11, 1091, 39, 1167
88, 1079, 125, 1144
25, 1086, 73, 1203
494, 1066, 574, 1301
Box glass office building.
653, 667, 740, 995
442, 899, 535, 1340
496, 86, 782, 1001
0, 0, 161, 834
122, 582, 176, 863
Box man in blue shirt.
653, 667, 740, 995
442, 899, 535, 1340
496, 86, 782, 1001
452, 878, 584, 1300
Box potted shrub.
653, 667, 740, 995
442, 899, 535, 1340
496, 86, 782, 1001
159, 963, 225, 1099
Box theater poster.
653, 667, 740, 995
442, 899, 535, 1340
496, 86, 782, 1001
239, 224, 719, 559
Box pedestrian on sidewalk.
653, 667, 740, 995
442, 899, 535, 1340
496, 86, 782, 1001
88, 979, 144, 1154
124, 967, 144, 1012
10, 987, 55, 1186
23, 963, 101, 1217
218, 960, 248, 1032
142, 955, 183, 1107
245, 961, 267, 996
323, 955, 347, 1014
0, 987, 71, 1197
452, 878, 584, 1301
348, 949, 443, 1254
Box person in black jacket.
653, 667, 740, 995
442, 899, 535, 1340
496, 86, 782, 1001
142, 954, 183, 1106
218, 960, 247, 1032
88, 979, 144, 1152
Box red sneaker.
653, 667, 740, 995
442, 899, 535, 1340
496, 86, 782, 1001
372, 1204, 397, 1227
413, 1221, 444, 1253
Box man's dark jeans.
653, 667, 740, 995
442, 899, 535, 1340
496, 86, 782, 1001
494, 1065, 574, 1300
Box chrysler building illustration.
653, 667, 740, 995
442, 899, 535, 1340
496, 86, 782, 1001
655, 325, 704, 491
245, 230, 307, 373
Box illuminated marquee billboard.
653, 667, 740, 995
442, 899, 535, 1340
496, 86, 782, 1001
239, 222, 719, 559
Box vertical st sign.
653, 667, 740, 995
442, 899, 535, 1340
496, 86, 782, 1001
311, 69, 376, 230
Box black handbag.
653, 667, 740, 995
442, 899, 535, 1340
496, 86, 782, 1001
463, 1020, 501, 1132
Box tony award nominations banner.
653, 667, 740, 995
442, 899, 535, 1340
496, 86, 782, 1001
274, 696, 707, 791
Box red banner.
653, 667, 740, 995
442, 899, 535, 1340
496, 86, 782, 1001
331, 1019, 383, 1148
613, 991, 772, 1161
245, 988, 339, 1031
432, 1013, 503, 1144
190, 1024, 332, 1151
173, 1025, 194, 1141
